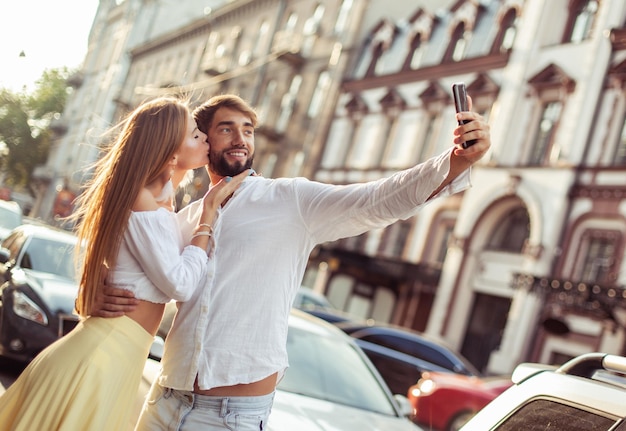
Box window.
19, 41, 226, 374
417, 112, 439, 162
366, 41, 385, 77
491, 8, 517, 53
614, 114, 626, 166
308, 71, 331, 118
578, 233, 619, 284
383, 110, 420, 168
444, 22, 468, 62
435, 224, 454, 266
303, 4, 324, 35
360, 333, 456, 371
486, 207, 530, 253
334, 0, 353, 35
302, 4, 325, 56
565, 0, 599, 43
275, 75, 302, 133
257, 80, 277, 124
340, 232, 368, 252
283, 12, 298, 33
495, 399, 614, 430
403, 33, 423, 70
528, 101, 562, 165
253, 21, 270, 56
346, 115, 386, 169
378, 221, 411, 258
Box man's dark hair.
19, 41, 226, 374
193, 94, 258, 133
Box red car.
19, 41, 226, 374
407, 371, 512, 431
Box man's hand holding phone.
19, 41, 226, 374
452, 82, 478, 149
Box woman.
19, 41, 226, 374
0, 97, 250, 430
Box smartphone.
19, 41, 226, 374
452, 82, 477, 148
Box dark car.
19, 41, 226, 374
0, 224, 80, 362
334, 322, 481, 396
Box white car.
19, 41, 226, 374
137, 309, 423, 431
460, 352, 626, 430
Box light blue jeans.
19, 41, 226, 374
134, 383, 275, 431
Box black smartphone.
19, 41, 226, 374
452, 82, 476, 148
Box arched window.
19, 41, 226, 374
491, 9, 517, 54
443, 22, 468, 62
564, 0, 599, 43
486, 207, 530, 253
403, 32, 423, 70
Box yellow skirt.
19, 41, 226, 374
0, 315, 153, 431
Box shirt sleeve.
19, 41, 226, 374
296, 149, 471, 243
125, 208, 209, 302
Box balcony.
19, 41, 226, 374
272, 31, 305, 68
201, 56, 231, 76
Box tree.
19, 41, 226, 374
0, 67, 72, 189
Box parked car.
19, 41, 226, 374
459, 352, 626, 430
334, 322, 481, 396
0, 200, 22, 241
139, 309, 424, 431
292, 286, 333, 309
0, 224, 80, 362
293, 287, 358, 324
407, 371, 512, 431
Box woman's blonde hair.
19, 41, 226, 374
73, 97, 190, 316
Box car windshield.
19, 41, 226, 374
0, 206, 21, 230
21, 237, 77, 279
279, 326, 398, 416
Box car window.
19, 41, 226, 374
361, 348, 422, 395
21, 237, 76, 279
0, 206, 22, 230
280, 326, 398, 416
361, 333, 457, 372
495, 399, 616, 430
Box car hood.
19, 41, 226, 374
20, 270, 78, 313
268, 390, 421, 431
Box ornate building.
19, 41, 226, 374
44, 0, 626, 375
310, 0, 626, 375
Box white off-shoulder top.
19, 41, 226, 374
107, 207, 211, 304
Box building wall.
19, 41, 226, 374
43, 0, 626, 375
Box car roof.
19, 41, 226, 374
0, 200, 21, 213
289, 308, 354, 341
9, 223, 77, 243
337, 320, 457, 349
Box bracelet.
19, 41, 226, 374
192, 231, 213, 239
197, 223, 213, 233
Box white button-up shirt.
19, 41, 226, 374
159, 149, 470, 390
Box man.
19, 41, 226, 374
97, 94, 491, 430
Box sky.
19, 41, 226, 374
0, 0, 100, 92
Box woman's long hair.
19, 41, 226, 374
73, 97, 189, 317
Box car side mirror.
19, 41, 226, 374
393, 394, 414, 417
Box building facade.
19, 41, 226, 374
310, 0, 626, 375
43, 0, 626, 375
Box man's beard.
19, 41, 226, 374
209, 148, 254, 177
